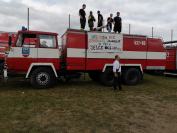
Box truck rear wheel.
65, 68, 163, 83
123, 68, 142, 85
100, 68, 114, 86
88, 72, 101, 82
30, 67, 56, 89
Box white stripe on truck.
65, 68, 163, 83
7, 47, 61, 59
67, 48, 166, 60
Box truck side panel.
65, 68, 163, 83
146, 38, 166, 70
63, 30, 166, 72
86, 34, 148, 70
66, 31, 87, 70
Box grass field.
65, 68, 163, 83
0, 74, 177, 133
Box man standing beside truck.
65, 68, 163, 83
113, 55, 122, 90
79, 4, 86, 30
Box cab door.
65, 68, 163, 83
7, 33, 38, 72
37, 34, 60, 70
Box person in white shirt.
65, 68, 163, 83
113, 55, 122, 90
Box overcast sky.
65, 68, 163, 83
0, 0, 177, 41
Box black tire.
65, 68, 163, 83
100, 68, 114, 86
0, 61, 4, 75
123, 68, 142, 85
30, 67, 56, 89
88, 72, 101, 82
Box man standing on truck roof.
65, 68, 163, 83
114, 12, 122, 33
113, 55, 122, 91
88, 11, 96, 31
79, 4, 86, 30
107, 14, 114, 32
97, 11, 104, 32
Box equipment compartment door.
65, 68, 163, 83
66, 31, 87, 70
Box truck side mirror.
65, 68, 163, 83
8, 36, 12, 47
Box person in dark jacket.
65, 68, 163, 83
107, 14, 113, 32
88, 11, 96, 31
79, 4, 86, 30
114, 12, 122, 33
97, 11, 103, 31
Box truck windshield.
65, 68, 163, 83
16, 34, 22, 47
16, 34, 37, 47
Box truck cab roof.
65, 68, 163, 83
18, 30, 58, 36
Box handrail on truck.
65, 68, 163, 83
163, 40, 177, 44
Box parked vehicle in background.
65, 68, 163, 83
164, 41, 177, 76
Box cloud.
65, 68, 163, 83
0, 0, 176, 41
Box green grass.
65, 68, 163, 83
0, 74, 177, 133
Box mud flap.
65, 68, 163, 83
3, 68, 8, 82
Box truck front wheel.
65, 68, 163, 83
123, 68, 142, 85
30, 68, 56, 88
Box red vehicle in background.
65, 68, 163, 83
0, 29, 170, 88
0, 33, 10, 60
0, 32, 16, 74
0, 32, 16, 58
164, 41, 177, 75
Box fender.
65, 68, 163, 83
102, 64, 143, 73
26, 63, 58, 78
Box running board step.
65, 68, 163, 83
164, 72, 177, 76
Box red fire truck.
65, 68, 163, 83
0, 29, 167, 88
164, 41, 177, 75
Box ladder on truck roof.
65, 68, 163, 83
164, 40, 177, 48
164, 40, 177, 44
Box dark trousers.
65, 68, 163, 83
80, 18, 86, 29
97, 23, 103, 31
114, 25, 122, 33
113, 72, 122, 90
89, 27, 94, 31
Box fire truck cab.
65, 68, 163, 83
4, 30, 61, 88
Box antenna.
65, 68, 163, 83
171, 29, 173, 46
27, 8, 30, 30
69, 14, 71, 29
129, 24, 131, 34
152, 27, 154, 38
